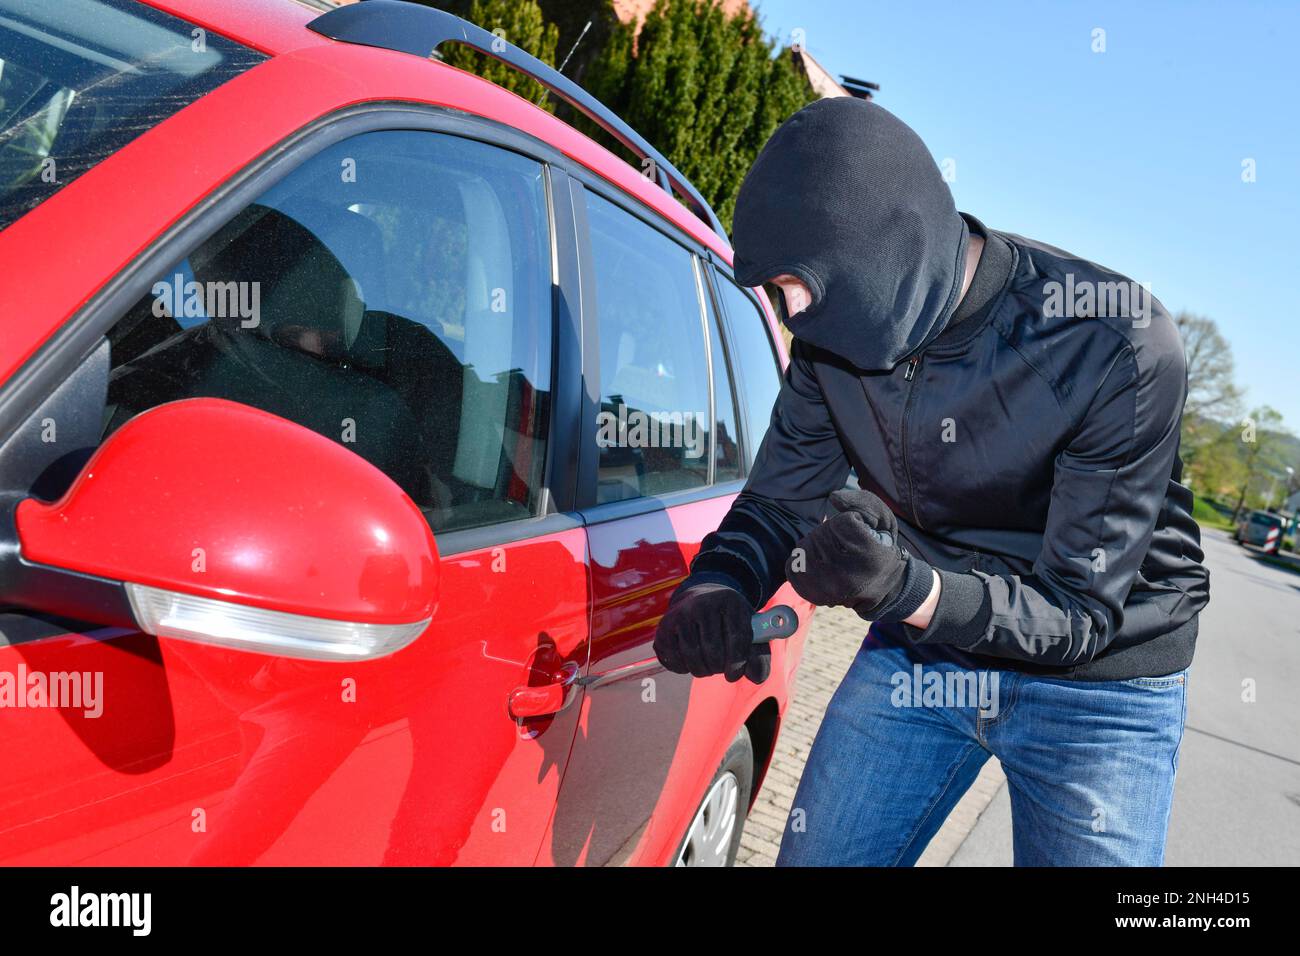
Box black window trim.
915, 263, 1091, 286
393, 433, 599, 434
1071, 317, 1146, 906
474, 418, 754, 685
0, 102, 585, 557
691, 253, 718, 487
704, 259, 784, 474
581, 478, 748, 529
564, 162, 715, 263
698, 258, 751, 477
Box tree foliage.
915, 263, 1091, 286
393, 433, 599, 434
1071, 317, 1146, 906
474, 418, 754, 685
534, 0, 620, 84
426, 0, 812, 231
1174, 311, 1297, 515
1230, 406, 1293, 518
1184, 403, 1297, 515
1175, 311, 1242, 424
1177, 309, 1244, 496
580, 0, 814, 231
426, 0, 561, 112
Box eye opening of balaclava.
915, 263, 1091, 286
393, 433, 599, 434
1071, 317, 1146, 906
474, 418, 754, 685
759, 280, 793, 328
732, 98, 969, 372
766, 283, 790, 326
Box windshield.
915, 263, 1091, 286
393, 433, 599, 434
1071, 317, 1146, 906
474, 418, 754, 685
0, 0, 263, 231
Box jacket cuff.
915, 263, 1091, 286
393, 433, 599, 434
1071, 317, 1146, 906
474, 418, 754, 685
904, 569, 991, 648
859, 555, 934, 623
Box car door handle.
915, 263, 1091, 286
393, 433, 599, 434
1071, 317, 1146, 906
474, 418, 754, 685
508, 660, 581, 719
510, 607, 798, 715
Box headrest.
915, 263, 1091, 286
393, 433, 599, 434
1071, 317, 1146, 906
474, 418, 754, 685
191, 203, 372, 363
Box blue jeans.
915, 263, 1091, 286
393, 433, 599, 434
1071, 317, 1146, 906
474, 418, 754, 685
776, 625, 1188, 866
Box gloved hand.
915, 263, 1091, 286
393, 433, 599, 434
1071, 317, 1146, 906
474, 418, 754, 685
654, 579, 771, 684
785, 488, 933, 622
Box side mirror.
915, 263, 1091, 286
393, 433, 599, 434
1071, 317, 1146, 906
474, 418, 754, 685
4, 398, 438, 661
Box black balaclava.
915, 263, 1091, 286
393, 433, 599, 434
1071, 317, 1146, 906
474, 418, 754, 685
732, 97, 969, 372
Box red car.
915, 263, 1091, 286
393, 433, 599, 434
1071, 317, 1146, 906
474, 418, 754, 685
0, 0, 811, 865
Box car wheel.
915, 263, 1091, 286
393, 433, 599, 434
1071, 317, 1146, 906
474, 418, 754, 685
674, 726, 754, 867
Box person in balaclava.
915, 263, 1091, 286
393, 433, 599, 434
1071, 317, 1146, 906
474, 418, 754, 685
653, 97, 1209, 866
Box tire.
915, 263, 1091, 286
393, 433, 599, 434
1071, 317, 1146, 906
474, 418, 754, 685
673, 726, 754, 867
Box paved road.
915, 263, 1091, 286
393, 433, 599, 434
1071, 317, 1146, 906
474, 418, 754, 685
740, 528, 1300, 866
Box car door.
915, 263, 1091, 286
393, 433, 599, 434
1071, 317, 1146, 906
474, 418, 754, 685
0, 117, 589, 865
541, 183, 758, 865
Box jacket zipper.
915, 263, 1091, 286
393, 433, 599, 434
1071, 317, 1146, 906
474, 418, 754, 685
901, 355, 923, 529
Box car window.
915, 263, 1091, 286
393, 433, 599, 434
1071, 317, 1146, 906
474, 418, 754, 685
715, 276, 783, 468
586, 191, 711, 503
0, 0, 263, 231
104, 129, 554, 534
704, 274, 742, 484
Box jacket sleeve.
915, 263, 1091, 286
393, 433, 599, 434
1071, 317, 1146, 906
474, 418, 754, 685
908, 335, 1187, 665
688, 340, 851, 609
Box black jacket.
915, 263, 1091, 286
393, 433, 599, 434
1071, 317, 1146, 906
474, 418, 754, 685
694, 220, 1209, 681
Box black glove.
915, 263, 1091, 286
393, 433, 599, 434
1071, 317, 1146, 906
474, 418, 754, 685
785, 488, 934, 622
654, 578, 771, 684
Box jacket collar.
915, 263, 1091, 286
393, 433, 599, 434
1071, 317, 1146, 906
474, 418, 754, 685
930, 213, 1014, 349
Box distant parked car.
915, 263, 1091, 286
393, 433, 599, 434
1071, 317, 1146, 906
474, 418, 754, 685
1234, 510, 1284, 554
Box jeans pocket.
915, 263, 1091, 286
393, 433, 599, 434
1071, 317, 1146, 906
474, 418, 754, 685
1121, 670, 1187, 689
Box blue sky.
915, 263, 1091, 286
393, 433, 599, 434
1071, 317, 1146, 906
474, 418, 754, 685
751, 0, 1300, 427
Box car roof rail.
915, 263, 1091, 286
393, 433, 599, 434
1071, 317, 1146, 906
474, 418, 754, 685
305, 0, 728, 241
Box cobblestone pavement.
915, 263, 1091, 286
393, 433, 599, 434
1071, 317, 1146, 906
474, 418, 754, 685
735, 605, 1005, 867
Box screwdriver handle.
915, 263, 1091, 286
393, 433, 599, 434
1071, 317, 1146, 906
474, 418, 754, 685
751, 604, 798, 643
